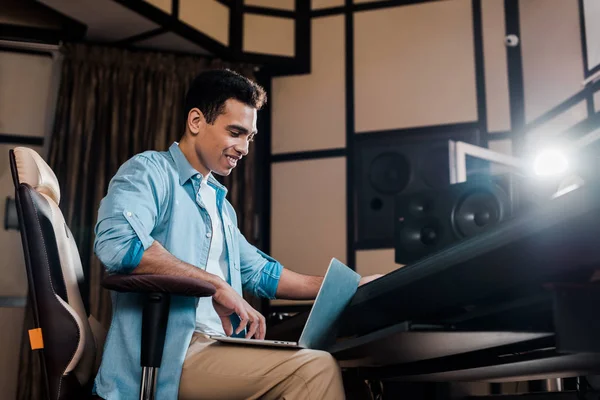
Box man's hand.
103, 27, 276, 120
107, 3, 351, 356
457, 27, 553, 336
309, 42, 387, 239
359, 274, 384, 286
131, 242, 266, 338
211, 281, 266, 340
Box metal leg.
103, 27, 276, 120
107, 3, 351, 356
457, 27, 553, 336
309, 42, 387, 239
140, 366, 159, 400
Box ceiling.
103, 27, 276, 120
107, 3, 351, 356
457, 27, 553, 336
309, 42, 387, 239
37, 0, 213, 55
1, 0, 438, 72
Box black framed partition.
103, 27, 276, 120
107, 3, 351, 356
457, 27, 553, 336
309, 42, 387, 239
266, 0, 510, 283
262, 0, 599, 292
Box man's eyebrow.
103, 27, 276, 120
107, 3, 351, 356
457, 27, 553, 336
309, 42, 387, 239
227, 124, 257, 135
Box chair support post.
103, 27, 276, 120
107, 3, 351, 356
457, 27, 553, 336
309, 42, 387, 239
140, 292, 170, 399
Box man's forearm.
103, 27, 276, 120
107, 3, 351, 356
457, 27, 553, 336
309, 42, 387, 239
275, 268, 324, 300
133, 241, 225, 289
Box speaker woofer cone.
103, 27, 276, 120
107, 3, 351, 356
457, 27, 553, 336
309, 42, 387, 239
369, 152, 411, 195
454, 191, 503, 238
398, 217, 444, 254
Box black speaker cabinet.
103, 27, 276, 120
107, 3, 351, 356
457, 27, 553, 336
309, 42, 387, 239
355, 129, 480, 248
394, 178, 512, 265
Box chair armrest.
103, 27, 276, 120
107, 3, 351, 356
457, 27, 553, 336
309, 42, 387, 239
102, 274, 216, 298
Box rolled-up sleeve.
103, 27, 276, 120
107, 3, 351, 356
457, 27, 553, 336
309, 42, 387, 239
94, 155, 164, 274
238, 229, 282, 299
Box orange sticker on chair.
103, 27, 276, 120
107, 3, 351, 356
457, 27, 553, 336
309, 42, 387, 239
29, 328, 44, 350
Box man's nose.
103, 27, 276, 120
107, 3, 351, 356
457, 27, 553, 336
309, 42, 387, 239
235, 139, 249, 156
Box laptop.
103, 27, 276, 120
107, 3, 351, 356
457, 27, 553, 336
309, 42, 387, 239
209, 258, 360, 350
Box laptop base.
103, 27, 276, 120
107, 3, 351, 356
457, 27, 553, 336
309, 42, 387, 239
209, 335, 303, 349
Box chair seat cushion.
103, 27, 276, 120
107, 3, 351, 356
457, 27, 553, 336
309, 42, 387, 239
102, 274, 216, 298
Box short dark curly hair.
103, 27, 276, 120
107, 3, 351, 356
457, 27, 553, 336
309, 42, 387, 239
184, 69, 267, 124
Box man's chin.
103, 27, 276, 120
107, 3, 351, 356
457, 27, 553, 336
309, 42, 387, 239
213, 168, 233, 177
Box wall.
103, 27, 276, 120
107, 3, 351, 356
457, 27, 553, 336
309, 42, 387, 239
520, 0, 589, 147
268, 0, 589, 288
271, 0, 484, 282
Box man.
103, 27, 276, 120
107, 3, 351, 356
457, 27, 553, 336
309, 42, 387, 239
93, 69, 381, 399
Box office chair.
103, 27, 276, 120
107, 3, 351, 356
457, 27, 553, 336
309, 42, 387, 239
10, 147, 216, 400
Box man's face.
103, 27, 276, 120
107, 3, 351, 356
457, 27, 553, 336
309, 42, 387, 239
191, 99, 257, 176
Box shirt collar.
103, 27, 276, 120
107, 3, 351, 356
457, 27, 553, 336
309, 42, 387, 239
168, 142, 227, 193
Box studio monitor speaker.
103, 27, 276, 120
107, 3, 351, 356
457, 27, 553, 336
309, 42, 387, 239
355, 130, 480, 247
394, 178, 512, 265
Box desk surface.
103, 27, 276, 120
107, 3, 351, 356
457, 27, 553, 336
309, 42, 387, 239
268, 184, 600, 382
372, 353, 600, 383
331, 328, 600, 382
332, 329, 552, 366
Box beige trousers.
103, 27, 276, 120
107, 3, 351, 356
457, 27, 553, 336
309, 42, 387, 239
178, 333, 345, 400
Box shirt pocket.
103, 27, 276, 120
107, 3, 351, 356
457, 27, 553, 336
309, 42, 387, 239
122, 210, 154, 249
223, 216, 240, 270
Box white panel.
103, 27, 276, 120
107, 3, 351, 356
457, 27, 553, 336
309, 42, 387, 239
272, 16, 345, 154
243, 14, 295, 57
0, 52, 53, 136
180, 0, 229, 45
271, 158, 346, 277
595, 90, 600, 113
144, 0, 172, 14
526, 101, 588, 147
583, 0, 600, 71
354, 0, 477, 132
487, 139, 514, 176
0, 144, 43, 298
482, 0, 511, 132
245, 0, 295, 10
135, 31, 212, 55
487, 138, 513, 156
0, 307, 25, 399
520, 0, 584, 123
312, 0, 344, 9
39, 0, 160, 41
356, 249, 404, 277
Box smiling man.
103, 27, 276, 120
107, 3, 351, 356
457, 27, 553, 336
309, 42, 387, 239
92, 69, 381, 400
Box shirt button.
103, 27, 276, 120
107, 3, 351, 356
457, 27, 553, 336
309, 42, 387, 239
206, 232, 211, 238
126, 212, 132, 217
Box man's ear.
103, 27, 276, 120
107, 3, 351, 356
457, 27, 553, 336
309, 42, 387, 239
187, 108, 205, 135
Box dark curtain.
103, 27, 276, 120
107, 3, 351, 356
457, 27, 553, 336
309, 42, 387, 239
18, 43, 260, 400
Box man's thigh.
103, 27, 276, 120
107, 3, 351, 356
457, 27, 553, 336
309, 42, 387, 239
178, 333, 341, 400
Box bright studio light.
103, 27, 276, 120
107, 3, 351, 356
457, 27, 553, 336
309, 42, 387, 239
533, 148, 569, 177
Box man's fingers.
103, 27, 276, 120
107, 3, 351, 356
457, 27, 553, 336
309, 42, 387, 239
245, 311, 266, 340
257, 314, 266, 340
245, 316, 258, 339
220, 316, 233, 337
212, 297, 235, 336
235, 308, 250, 335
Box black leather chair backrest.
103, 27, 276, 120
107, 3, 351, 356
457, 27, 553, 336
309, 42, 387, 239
10, 147, 103, 400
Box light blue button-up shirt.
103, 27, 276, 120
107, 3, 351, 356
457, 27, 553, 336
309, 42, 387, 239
93, 142, 282, 400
